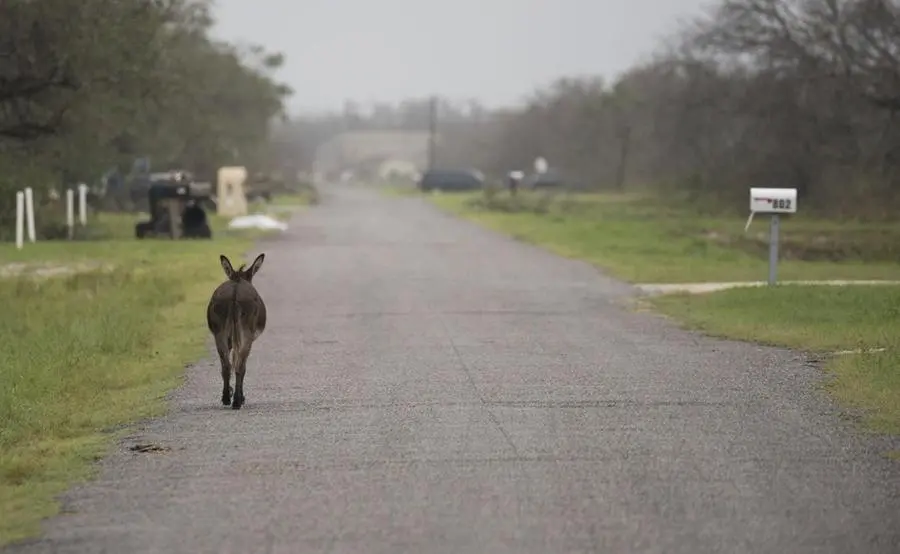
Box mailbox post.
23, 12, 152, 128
747, 187, 797, 285
507, 170, 524, 196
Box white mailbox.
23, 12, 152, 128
747, 187, 798, 286
750, 187, 797, 214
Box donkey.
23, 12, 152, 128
206, 253, 267, 410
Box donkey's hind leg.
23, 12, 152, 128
214, 333, 233, 406
232, 345, 252, 410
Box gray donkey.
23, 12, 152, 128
206, 253, 267, 410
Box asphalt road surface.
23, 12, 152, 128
9, 186, 900, 554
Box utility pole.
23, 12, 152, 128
427, 95, 438, 170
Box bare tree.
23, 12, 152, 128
432, 0, 900, 218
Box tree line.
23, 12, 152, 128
285, 0, 900, 220
0, 0, 291, 230
478, 0, 900, 219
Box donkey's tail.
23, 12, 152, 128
227, 302, 243, 373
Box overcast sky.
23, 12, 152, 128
211, 0, 711, 115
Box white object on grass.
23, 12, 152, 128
66, 189, 75, 239
78, 183, 88, 225
15, 191, 24, 249
227, 214, 288, 232
24, 187, 35, 242
743, 211, 755, 233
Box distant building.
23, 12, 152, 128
314, 130, 433, 181
376, 159, 419, 182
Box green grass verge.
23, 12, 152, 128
650, 285, 900, 434
267, 187, 318, 207
0, 211, 272, 545
427, 191, 900, 283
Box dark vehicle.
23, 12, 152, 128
123, 170, 212, 212
418, 169, 484, 192
135, 181, 212, 239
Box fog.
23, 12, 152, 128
212, 0, 711, 113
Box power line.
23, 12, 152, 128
427, 95, 438, 170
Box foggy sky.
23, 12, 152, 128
211, 0, 711, 115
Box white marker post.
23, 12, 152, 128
15, 190, 24, 249
747, 187, 798, 285
66, 188, 75, 239
23, 186, 35, 243
77, 183, 88, 225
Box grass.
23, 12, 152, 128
379, 183, 421, 197
0, 209, 281, 545
649, 285, 900, 352
651, 285, 900, 434
423, 189, 900, 436
267, 187, 319, 207
427, 190, 900, 283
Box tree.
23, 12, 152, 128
422, 0, 900, 218
0, 0, 292, 233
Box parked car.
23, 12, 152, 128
418, 168, 484, 192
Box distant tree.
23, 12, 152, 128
424, 0, 900, 218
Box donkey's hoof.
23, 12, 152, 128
221, 386, 233, 406
231, 395, 244, 410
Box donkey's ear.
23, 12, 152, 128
219, 255, 237, 279
246, 253, 265, 278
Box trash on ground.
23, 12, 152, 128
227, 214, 288, 232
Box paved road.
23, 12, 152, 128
9, 186, 900, 553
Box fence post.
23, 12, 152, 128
67, 189, 75, 239
24, 187, 35, 242
15, 191, 24, 249
78, 183, 88, 225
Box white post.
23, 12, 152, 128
15, 191, 24, 249
24, 186, 35, 242
77, 183, 88, 225
66, 188, 75, 239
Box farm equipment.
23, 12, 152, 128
134, 178, 212, 239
